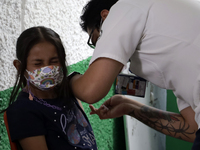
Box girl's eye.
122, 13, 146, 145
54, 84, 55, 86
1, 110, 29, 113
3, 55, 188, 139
34, 63, 41, 66
51, 61, 59, 64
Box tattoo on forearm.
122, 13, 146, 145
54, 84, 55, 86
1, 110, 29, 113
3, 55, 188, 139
128, 105, 195, 140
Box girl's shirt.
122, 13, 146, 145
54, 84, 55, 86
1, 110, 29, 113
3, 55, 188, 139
7, 91, 97, 150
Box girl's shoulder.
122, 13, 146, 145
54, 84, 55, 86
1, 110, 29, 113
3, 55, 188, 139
7, 91, 39, 113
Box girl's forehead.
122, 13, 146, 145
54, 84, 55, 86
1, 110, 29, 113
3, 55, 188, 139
28, 41, 58, 58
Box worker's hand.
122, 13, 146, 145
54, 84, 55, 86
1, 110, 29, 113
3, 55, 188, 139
89, 95, 133, 119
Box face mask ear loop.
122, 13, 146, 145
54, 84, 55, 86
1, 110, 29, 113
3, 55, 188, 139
27, 77, 33, 101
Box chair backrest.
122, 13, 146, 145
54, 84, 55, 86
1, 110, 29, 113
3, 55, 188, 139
4, 111, 18, 150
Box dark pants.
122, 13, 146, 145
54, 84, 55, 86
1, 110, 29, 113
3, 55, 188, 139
192, 129, 200, 150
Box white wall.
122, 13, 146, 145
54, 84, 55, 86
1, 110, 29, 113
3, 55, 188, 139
121, 63, 166, 150
0, 0, 93, 91
124, 82, 166, 150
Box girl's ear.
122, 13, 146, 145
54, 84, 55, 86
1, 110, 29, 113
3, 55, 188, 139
13, 60, 21, 72
100, 9, 109, 21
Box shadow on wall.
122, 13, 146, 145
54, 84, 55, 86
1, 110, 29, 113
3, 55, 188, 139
113, 117, 126, 150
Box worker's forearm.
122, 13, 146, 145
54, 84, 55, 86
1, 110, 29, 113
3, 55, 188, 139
128, 104, 196, 142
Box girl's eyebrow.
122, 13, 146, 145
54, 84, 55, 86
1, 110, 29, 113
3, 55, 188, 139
31, 57, 59, 62
31, 59, 42, 62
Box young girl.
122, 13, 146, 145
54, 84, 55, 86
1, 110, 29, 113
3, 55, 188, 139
3, 26, 97, 150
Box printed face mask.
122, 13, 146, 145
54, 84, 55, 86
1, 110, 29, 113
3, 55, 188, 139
26, 66, 63, 91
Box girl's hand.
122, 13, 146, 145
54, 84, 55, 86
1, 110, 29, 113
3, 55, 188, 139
89, 95, 133, 119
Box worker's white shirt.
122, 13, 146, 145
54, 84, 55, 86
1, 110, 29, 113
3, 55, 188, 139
89, 0, 200, 127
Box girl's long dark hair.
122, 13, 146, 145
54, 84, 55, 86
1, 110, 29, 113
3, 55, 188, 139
1, 26, 71, 113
